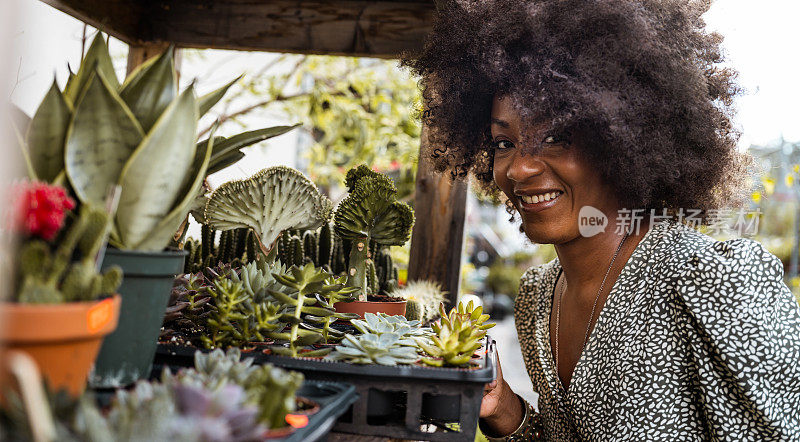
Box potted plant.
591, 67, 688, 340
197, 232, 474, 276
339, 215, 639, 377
14, 32, 302, 387
0, 182, 122, 397
332, 165, 415, 317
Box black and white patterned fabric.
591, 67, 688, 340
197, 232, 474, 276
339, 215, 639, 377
514, 220, 800, 441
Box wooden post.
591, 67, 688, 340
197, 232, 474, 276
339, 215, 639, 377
407, 123, 468, 307
126, 42, 174, 76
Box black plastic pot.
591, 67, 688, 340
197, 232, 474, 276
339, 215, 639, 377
89, 248, 186, 388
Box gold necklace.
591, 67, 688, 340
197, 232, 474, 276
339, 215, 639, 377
554, 229, 630, 398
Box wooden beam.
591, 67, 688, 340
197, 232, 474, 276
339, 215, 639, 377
407, 123, 468, 306
145, 0, 436, 58
126, 42, 171, 76
40, 0, 142, 45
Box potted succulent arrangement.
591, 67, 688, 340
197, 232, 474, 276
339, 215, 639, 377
331, 165, 415, 317
1, 348, 356, 441
13, 33, 302, 388
0, 182, 122, 397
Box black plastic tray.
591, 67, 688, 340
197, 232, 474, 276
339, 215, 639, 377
279, 380, 358, 442
155, 338, 497, 441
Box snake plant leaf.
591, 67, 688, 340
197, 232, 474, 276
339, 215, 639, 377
64, 70, 144, 207
208, 124, 302, 170
117, 85, 198, 249
26, 79, 72, 182
133, 125, 213, 251
10, 103, 31, 134
119, 46, 176, 132
205, 166, 332, 253
198, 75, 242, 117
64, 33, 120, 103
11, 119, 37, 180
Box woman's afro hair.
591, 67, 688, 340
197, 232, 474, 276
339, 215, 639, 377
400, 0, 753, 216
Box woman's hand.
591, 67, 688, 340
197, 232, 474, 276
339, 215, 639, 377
480, 351, 525, 436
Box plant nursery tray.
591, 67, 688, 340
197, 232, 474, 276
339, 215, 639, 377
90, 379, 356, 442
155, 338, 497, 441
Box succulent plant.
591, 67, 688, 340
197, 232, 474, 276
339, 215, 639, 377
17, 32, 300, 252
200, 276, 284, 349
204, 166, 332, 257
266, 263, 339, 357
390, 280, 448, 323
16, 203, 122, 303
333, 165, 414, 300
417, 301, 496, 367
303, 274, 360, 343
325, 333, 420, 366
178, 348, 304, 430
350, 313, 426, 346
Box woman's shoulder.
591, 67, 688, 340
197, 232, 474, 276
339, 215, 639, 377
516, 258, 560, 307
653, 221, 792, 314
656, 221, 785, 283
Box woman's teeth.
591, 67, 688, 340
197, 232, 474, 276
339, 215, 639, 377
520, 191, 562, 204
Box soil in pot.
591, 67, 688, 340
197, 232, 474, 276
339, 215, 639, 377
90, 248, 186, 388
0, 295, 121, 397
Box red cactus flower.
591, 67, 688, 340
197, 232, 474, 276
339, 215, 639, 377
14, 182, 75, 241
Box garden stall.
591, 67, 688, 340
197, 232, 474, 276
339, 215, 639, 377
39, 0, 468, 309
26, 0, 480, 439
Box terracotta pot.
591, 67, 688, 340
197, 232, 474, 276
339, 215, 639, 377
333, 300, 407, 318
0, 295, 121, 397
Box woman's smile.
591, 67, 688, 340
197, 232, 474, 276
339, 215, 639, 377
515, 189, 564, 213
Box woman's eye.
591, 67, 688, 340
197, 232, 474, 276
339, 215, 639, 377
542, 132, 571, 146
543, 135, 558, 144
493, 140, 514, 150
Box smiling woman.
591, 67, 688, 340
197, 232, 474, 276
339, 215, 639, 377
401, 0, 800, 440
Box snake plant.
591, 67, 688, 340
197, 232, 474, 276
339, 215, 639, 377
16, 32, 301, 251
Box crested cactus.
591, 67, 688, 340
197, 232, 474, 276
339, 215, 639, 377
333, 165, 414, 300
205, 166, 332, 257
20, 32, 301, 252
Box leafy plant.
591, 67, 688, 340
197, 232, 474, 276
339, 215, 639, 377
416, 301, 495, 367
325, 333, 420, 366
390, 280, 448, 323
333, 165, 414, 300
16, 32, 300, 251
266, 263, 339, 357
303, 274, 360, 343
204, 166, 332, 256
16, 202, 122, 304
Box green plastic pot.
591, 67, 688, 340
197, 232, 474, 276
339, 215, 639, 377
89, 248, 186, 388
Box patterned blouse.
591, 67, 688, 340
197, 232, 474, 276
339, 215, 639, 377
512, 220, 800, 441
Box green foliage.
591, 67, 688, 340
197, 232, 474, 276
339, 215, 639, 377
325, 333, 420, 366
417, 301, 495, 368
205, 166, 332, 257
16, 204, 122, 303
266, 263, 340, 356
20, 32, 299, 251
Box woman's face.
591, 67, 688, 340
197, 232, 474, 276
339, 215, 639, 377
491, 95, 620, 244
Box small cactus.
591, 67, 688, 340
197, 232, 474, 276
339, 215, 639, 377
405, 299, 423, 321
318, 222, 333, 268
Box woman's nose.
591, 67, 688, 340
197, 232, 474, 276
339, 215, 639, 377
506, 150, 546, 183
